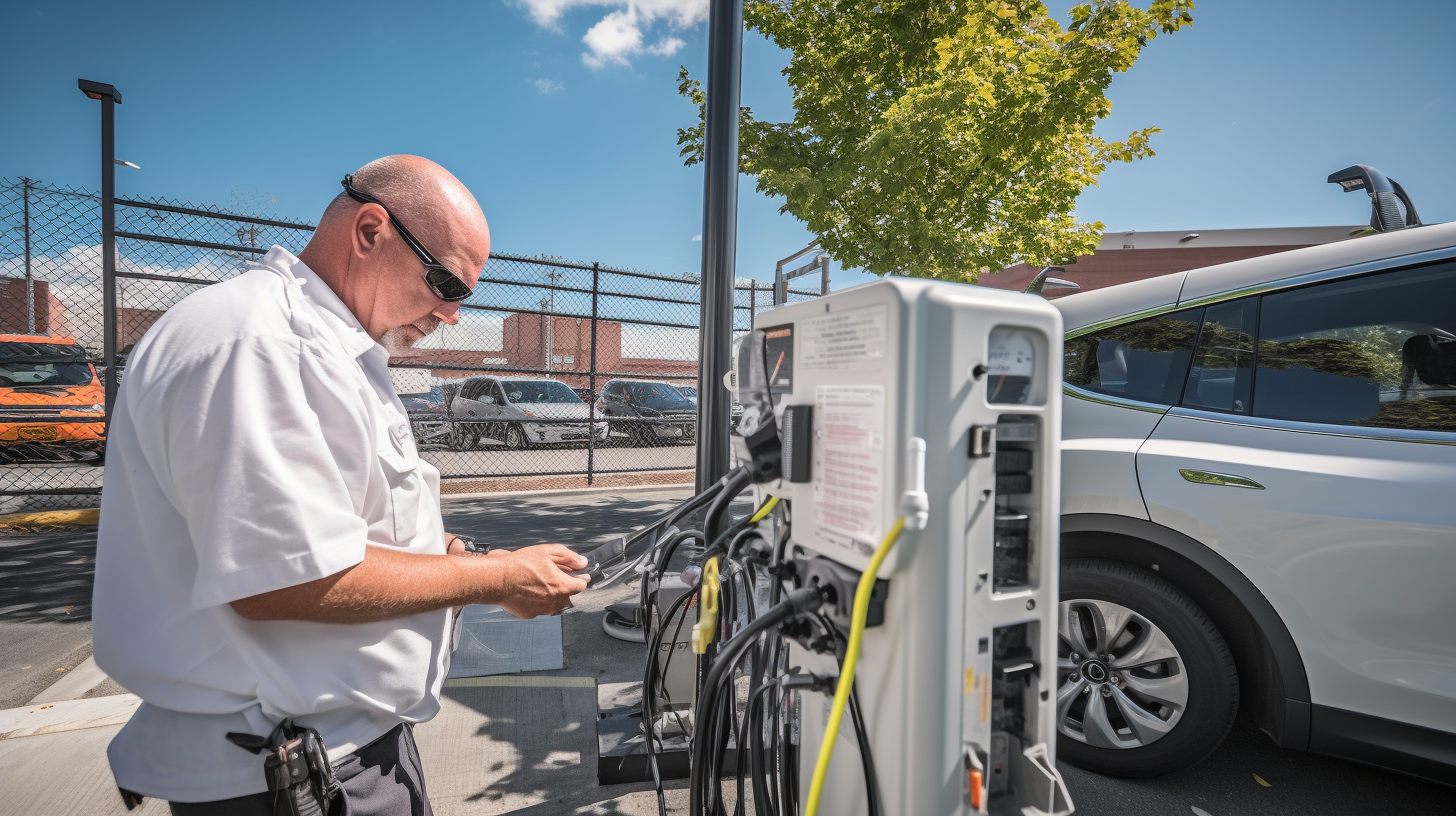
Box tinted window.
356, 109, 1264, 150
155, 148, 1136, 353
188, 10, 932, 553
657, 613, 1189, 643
503, 380, 583, 404
0, 362, 95, 387
1253, 262, 1456, 433
1064, 308, 1203, 405
1182, 298, 1256, 414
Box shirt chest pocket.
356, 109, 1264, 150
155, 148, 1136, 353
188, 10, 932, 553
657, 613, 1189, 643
376, 420, 422, 546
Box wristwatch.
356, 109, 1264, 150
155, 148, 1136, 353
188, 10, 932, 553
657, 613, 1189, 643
456, 535, 491, 555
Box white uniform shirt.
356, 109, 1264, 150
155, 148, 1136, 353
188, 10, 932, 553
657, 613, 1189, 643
92, 246, 452, 802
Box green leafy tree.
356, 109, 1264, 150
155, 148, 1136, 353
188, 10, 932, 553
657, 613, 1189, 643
678, 0, 1194, 281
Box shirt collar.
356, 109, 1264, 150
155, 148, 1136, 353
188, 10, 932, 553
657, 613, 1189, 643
259, 245, 380, 360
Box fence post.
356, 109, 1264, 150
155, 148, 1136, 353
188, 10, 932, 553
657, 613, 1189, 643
587, 262, 600, 486
22, 178, 34, 334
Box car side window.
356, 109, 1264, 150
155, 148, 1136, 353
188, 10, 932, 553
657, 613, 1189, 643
1064, 308, 1203, 405
1182, 298, 1256, 415
1252, 262, 1456, 433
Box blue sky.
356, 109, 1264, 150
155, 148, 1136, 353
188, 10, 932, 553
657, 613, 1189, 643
1, 0, 1453, 291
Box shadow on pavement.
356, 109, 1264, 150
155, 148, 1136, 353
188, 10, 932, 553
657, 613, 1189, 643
0, 530, 97, 623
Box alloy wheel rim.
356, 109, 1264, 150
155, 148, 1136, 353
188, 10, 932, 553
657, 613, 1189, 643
1057, 598, 1189, 749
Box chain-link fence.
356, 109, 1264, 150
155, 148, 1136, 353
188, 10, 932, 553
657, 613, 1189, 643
0, 177, 826, 503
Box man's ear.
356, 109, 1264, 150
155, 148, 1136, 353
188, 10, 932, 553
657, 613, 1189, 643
351, 203, 390, 260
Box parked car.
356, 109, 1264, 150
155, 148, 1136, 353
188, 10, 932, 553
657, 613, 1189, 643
1049, 220, 1456, 783
596, 379, 698, 446
0, 334, 106, 464
571, 386, 598, 404
399, 386, 449, 448
447, 376, 606, 450
666, 382, 743, 429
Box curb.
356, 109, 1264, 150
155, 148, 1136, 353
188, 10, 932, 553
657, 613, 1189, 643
0, 508, 100, 531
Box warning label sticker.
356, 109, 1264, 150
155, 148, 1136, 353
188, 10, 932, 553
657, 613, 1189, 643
801, 305, 887, 370
813, 385, 885, 557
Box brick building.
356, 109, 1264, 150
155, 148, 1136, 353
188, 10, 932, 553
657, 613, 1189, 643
977, 226, 1365, 297
0, 277, 53, 334
390, 312, 697, 392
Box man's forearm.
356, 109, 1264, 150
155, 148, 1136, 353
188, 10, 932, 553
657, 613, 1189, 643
230, 545, 512, 623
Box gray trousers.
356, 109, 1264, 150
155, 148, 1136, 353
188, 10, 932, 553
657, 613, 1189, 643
167, 724, 431, 816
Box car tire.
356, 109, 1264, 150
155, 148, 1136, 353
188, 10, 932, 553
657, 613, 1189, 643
446, 424, 471, 451
1056, 559, 1238, 778
506, 424, 531, 451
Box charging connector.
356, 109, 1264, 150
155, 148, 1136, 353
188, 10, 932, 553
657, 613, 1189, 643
901, 436, 929, 530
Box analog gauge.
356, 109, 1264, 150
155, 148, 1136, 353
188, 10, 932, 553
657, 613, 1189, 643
986, 328, 1037, 404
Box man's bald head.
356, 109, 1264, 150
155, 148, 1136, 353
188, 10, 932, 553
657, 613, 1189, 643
320, 155, 489, 252
300, 155, 490, 347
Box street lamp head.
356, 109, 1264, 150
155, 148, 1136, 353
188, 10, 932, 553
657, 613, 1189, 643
77, 79, 122, 104
114, 160, 141, 170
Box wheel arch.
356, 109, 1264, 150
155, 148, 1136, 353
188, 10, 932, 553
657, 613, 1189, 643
1061, 513, 1311, 751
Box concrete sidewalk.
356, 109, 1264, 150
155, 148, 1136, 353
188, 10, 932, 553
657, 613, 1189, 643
0, 487, 699, 816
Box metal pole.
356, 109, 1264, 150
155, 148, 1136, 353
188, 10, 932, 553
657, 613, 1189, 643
820, 253, 830, 296
694, 0, 745, 491
587, 263, 599, 486
101, 95, 118, 424
22, 178, 34, 334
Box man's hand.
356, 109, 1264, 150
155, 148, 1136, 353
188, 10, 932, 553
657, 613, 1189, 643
488, 544, 589, 619
230, 542, 587, 624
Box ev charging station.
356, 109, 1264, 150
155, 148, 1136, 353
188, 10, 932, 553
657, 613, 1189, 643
736, 278, 1072, 815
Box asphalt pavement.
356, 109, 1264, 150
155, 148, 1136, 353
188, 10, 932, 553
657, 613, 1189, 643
0, 529, 99, 709
1, 488, 1451, 815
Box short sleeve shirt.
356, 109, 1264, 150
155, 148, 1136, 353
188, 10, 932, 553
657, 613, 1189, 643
91, 246, 451, 801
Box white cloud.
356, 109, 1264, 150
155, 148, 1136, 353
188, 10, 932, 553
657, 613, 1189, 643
515, 0, 706, 68
646, 36, 685, 56
531, 78, 565, 94
691, 234, 702, 242
622, 324, 697, 360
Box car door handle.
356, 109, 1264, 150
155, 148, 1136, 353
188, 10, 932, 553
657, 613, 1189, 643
1178, 469, 1266, 490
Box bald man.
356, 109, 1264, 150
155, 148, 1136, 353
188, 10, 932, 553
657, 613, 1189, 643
92, 156, 587, 815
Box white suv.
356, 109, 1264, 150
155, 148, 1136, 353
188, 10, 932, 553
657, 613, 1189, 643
1050, 221, 1456, 782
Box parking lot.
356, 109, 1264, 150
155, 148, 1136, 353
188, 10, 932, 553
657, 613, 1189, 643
2, 488, 1451, 815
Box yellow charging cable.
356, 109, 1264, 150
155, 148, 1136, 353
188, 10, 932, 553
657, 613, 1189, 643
749, 495, 779, 524
804, 516, 907, 816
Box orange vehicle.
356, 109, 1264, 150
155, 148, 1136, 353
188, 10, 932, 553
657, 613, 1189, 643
0, 334, 106, 464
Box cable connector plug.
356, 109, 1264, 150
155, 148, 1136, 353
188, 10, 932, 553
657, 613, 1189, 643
690, 557, 721, 654
900, 436, 929, 531
786, 584, 830, 615
779, 667, 837, 694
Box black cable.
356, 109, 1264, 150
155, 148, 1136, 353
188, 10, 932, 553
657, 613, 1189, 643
618, 472, 731, 562
690, 587, 825, 816
847, 682, 882, 816
704, 467, 752, 548
644, 584, 698, 816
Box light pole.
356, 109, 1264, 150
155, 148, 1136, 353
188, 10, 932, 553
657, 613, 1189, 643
21, 177, 33, 334
695, 0, 745, 491
78, 78, 122, 423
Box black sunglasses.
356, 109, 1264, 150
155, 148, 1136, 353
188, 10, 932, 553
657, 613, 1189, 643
341, 175, 474, 302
